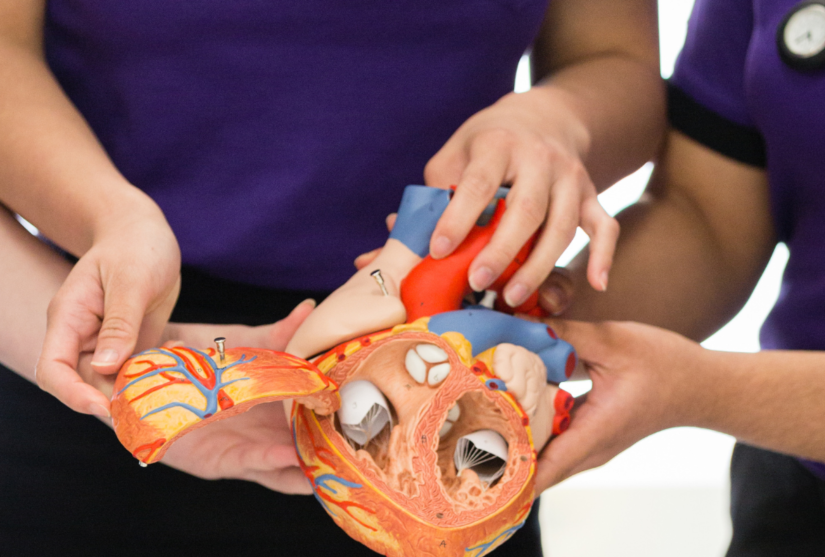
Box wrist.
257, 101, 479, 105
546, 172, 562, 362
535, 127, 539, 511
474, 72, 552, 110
676, 347, 731, 430
90, 186, 175, 247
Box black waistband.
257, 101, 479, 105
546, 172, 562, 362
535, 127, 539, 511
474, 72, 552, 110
173, 265, 331, 326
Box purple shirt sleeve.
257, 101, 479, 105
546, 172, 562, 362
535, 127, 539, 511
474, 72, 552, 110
671, 0, 756, 128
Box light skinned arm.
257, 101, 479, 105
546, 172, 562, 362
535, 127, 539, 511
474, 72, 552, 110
0, 206, 315, 493
0, 205, 71, 379
425, 0, 664, 307
0, 1, 164, 253
0, 0, 181, 416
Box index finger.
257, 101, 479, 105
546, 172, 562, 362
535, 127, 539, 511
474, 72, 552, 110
429, 140, 511, 259
37, 301, 111, 417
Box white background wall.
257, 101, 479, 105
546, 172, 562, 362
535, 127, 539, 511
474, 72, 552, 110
521, 2, 791, 555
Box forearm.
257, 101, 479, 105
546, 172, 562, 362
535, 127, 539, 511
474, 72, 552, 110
0, 202, 182, 385
563, 199, 746, 339
690, 349, 825, 462
560, 133, 775, 341
0, 206, 70, 379
0, 14, 164, 255
532, 0, 664, 191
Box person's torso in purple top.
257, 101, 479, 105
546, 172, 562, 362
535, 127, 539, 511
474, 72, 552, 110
44, 0, 548, 290
671, 0, 825, 477
672, 0, 825, 354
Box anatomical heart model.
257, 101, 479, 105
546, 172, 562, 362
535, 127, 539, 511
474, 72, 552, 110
111, 185, 577, 557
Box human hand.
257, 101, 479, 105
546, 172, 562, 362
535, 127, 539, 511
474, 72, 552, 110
161, 400, 311, 494
160, 298, 317, 350
533, 319, 709, 493
424, 88, 619, 308
35, 206, 181, 418
156, 298, 317, 494
538, 267, 575, 316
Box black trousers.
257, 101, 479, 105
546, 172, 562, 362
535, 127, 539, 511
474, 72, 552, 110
0, 266, 542, 556
727, 443, 825, 556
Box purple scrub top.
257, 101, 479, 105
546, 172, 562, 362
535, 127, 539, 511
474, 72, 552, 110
672, 0, 825, 353
670, 0, 825, 477
44, 0, 548, 291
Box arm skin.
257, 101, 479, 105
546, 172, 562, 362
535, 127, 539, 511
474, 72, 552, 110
0, 1, 163, 254
0, 203, 311, 397
0, 0, 181, 416
550, 130, 775, 340
425, 0, 664, 307
531, 131, 825, 490
0, 205, 71, 379
0, 205, 315, 493
536, 319, 825, 490
532, 0, 665, 190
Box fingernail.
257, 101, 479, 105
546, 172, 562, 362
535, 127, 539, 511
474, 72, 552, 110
354, 248, 380, 267
599, 271, 609, 292
91, 349, 119, 367
301, 298, 317, 308
469, 266, 495, 292
504, 283, 528, 308
542, 285, 566, 316
89, 402, 111, 418
431, 236, 452, 259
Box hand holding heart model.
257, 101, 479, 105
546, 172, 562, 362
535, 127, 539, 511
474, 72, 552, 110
111, 185, 577, 557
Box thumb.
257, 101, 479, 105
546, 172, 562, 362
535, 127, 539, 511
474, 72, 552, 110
541, 319, 610, 366
90, 272, 154, 374
135, 274, 181, 353
538, 268, 575, 316
534, 399, 608, 492
266, 298, 317, 351
354, 248, 381, 270
535, 428, 591, 492
37, 275, 113, 415
385, 212, 397, 232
